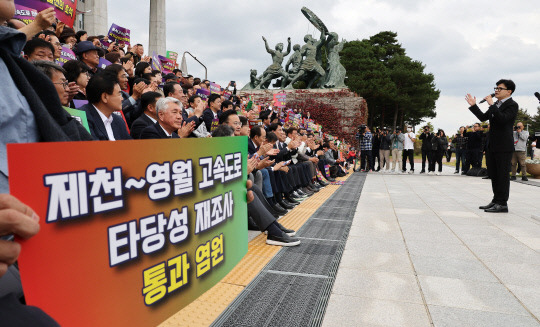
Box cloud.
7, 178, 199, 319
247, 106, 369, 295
104, 0, 540, 130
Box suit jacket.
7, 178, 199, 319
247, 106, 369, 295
271, 141, 296, 163
80, 104, 132, 140
121, 90, 142, 127
0, 43, 92, 142
140, 122, 180, 139
469, 98, 518, 152
203, 108, 221, 132
248, 138, 258, 156
130, 114, 155, 139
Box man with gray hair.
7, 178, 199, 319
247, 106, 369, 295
510, 122, 529, 181
33, 60, 70, 106
140, 97, 195, 139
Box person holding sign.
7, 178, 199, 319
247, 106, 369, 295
203, 93, 222, 132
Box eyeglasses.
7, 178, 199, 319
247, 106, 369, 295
53, 81, 70, 89
231, 121, 242, 126
494, 87, 508, 91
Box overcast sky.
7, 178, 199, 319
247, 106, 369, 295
107, 0, 540, 134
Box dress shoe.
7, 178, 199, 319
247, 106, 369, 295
510, 176, 516, 181
301, 187, 314, 195
272, 204, 288, 215
522, 176, 528, 181
484, 204, 508, 213
278, 199, 295, 209
285, 195, 301, 204
479, 202, 495, 209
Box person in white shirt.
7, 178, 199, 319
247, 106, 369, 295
402, 126, 416, 173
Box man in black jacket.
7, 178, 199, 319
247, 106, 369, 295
130, 91, 161, 139
140, 97, 194, 139
418, 126, 434, 173
80, 71, 131, 141
466, 79, 518, 213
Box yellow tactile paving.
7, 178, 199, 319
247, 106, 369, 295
159, 170, 354, 326
159, 283, 244, 327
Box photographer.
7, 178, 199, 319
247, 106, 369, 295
390, 127, 405, 173
510, 122, 529, 181
463, 123, 483, 174
431, 129, 448, 175
452, 126, 468, 174
359, 126, 373, 172
379, 127, 391, 172
419, 126, 434, 174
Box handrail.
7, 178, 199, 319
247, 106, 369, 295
183, 51, 207, 79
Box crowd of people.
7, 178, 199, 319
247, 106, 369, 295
1, 6, 360, 321
353, 121, 540, 179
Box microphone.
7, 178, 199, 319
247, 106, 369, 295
479, 93, 495, 104
534, 92, 540, 103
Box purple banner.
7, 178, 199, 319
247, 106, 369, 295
98, 57, 112, 69
55, 46, 76, 66
72, 99, 88, 109
150, 51, 162, 72
13, 4, 37, 24
196, 88, 211, 102
209, 82, 221, 95
107, 23, 131, 46
158, 55, 175, 74
15, 0, 77, 27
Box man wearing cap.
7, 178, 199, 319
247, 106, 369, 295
75, 41, 102, 76
164, 73, 178, 83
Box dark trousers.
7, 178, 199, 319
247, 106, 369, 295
464, 148, 481, 172
487, 151, 512, 206
372, 148, 380, 169
421, 149, 433, 171
402, 149, 414, 171
431, 150, 444, 172
360, 149, 373, 170
455, 149, 465, 172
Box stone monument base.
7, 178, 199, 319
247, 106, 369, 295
239, 88, 368, 143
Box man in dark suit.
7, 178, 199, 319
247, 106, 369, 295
203, 93, 222, 132
466, 79, 518, 213
81, 71, 132, 141
130, 91, 162, 139
140, 97, 194, 139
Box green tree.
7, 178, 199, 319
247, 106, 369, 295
341, 31, 439, 129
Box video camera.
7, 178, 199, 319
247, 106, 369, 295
356, 124, 367, 140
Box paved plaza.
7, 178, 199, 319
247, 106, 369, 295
323, 169, 540, 326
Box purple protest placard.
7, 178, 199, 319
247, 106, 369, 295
209, 82, 221, 95
158, 55, 175, 74
150, 51, 162, 72
55, 46, 76, 66
196, 88, 211, 102
13, 4, 37, 24
98, 58, 112, 69
15, 0, 77, 27
72, 100, 89, 109
107, 23, 131, 46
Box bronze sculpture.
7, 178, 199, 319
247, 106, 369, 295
243, 6, 347, 90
